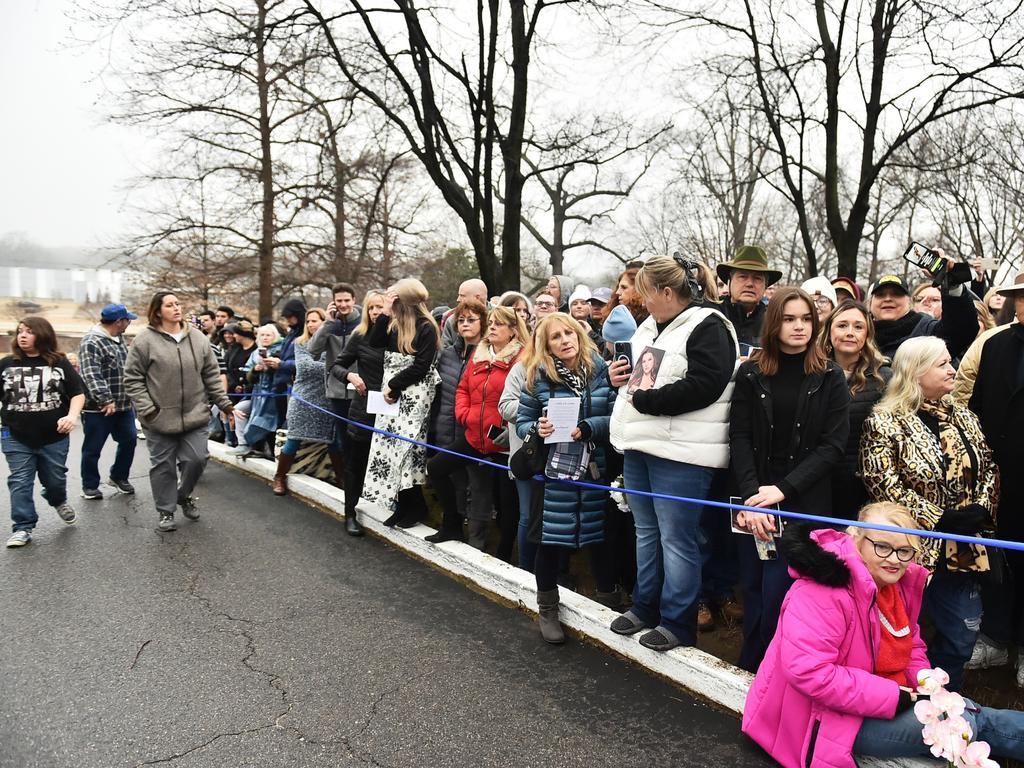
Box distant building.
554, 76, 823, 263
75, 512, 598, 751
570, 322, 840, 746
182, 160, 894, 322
0, 265, 125, 304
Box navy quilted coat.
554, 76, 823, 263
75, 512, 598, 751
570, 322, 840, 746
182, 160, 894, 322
516, 353, 615, 548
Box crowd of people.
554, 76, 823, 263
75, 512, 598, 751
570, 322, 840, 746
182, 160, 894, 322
3, 247, 1024, 765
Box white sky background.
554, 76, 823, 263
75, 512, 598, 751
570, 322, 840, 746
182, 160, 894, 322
0, 0, 151, 252
0, 0, 681, 276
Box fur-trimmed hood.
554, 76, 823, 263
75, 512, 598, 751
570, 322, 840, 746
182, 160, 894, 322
780, 524, 928, 598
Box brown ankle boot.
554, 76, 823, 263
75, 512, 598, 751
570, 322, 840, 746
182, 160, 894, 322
272, 453, 295, 495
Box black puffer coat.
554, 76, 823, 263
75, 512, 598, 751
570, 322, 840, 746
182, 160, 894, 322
329, 331, 385, 444
431, 336, 475, 448
832, 366, 891, 519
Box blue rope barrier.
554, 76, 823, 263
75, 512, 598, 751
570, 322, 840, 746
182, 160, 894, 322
234, 388, 1024, 554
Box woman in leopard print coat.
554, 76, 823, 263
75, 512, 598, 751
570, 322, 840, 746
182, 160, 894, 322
860, 336, 999, 690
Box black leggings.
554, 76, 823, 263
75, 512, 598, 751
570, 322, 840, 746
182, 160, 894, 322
534, 540, 615, 593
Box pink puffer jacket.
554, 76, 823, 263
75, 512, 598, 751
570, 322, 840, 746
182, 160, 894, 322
741, 528, 930, 768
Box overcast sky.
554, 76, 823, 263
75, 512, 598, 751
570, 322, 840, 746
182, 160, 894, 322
0, 0, 146, 251
0, 1, 674, 277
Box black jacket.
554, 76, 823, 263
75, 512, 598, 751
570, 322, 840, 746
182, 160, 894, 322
873, 288, 977, 363
330, 331, 385, 443
720, 297, 766, 347
365, 314, 438, 396
969, 323, 1024, 535
432, 337, 475, 448
832, 366, 891, 519
730, 359, 851, 515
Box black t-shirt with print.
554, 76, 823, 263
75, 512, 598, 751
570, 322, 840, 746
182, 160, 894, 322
0, 355, 85, 447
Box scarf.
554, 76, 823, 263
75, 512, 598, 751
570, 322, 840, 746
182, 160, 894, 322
874, 311, 923, 353
918, 398, 990, 573
875, 584, 913, 687
553, 358, 588, 398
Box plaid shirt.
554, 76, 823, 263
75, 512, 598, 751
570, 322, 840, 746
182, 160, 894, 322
78, 325, 132, 412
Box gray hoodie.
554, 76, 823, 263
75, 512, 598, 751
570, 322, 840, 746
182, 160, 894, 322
124, 325, 232, 435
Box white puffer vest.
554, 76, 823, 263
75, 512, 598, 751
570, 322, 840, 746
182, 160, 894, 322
609, 306, 738, 468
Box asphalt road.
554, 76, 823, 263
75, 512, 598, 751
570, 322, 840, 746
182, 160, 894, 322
0, 433, 772, 768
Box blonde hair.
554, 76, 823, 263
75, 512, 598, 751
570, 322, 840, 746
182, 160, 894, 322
388, 278, 439, 353
974, 300, 995, 332
634, 255, 718, 304
356, 289, 386, 337
847, 501, 922, 551
487, 305, 530, 348
298, 308, 327, 345
525, 313, 598, 391
256, 324, 281, 347
875, 335, 949, 415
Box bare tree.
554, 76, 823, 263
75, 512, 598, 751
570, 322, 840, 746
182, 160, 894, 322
646, 0, 1024, 278
516, 116, 667, 274
300, 0, 584, 293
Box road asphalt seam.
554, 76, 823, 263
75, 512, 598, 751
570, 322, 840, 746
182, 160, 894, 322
208, 442, 937, 768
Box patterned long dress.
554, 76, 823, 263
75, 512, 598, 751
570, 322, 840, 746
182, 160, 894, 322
361, 351, 439, 516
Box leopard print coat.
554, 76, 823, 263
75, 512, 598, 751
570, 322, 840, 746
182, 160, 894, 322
859, 402, 999, 569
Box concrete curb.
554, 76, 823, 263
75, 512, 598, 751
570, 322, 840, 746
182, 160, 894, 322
209, 442, 937, 767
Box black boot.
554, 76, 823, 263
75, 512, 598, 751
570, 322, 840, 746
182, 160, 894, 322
425, 504, 465, 543
396, 487, 426, 529
537, 588, 565, 644
345, 505, 364, 537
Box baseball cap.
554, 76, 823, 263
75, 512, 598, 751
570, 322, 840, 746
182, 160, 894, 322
589, 287, 613, 304
100, 304, 138, 322
869, 274, 910, 296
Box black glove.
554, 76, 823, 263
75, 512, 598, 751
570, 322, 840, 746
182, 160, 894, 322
895, 689, 915, 715
575, 420, 593, 442
935, 504, 990, 535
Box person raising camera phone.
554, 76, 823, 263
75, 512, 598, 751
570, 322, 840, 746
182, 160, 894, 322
869, 247, 978, 363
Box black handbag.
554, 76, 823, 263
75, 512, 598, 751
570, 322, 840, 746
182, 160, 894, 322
509, 424, 547, 480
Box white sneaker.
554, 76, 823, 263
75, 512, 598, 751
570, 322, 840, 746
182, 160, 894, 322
964, 635, 1009, 670
6, 530, 31, 547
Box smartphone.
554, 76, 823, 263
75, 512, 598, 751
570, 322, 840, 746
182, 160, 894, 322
487, 424, 504, 440
738, 342, 761, 357
258, 348, 268, 358
612, 342, 633, 369
976, 257, 999, 271
903, 241, 945, 275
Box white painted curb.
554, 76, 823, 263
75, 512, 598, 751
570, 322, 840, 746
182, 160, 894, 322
209, 442, 938, 767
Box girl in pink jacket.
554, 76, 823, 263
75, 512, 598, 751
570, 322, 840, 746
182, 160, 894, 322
742, 503, 1024, 767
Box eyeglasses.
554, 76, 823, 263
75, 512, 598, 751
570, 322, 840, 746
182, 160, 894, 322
864, 536, 917, 562
456, 316, 480, 324
914, 296, 940, 306
813, 297, 834, 308
535, 301, 556, 309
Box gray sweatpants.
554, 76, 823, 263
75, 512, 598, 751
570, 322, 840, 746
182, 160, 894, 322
142, 426, 210, 516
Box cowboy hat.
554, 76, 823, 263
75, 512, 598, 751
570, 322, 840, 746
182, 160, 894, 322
716, 245, 783, 287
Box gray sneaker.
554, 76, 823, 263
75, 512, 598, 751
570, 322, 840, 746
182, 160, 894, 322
55, 502, 77, 524
180, 497, 200, 521
81, 488, 103, 500
158, 514, 177, 532
108, 477, 135, 494
6, 530, 31, 547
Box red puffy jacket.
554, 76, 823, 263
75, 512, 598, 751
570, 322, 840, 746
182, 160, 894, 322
455, 339, 524, 455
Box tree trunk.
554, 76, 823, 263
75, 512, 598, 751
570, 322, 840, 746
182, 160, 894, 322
499, 0, 529, 292
256, 0, 275, 319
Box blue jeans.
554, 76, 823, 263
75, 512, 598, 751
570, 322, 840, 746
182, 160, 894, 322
2, 433, 70, 532
624, 450, 713, 645
923, 569, 982, 691
81, 410, 138, 490
516, 478, 537, 572
700, 469, 739, 602
854, 699, 1024, 761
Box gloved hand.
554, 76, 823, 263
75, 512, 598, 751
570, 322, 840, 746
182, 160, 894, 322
934, 504, 991, 535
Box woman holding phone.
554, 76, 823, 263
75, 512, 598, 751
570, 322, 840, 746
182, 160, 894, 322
607, 255, 738, 652
729, 287, 851, 672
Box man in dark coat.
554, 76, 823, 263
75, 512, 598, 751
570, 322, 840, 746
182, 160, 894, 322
267, 297, 306, 423
967, 273, 1024, 685
716, 245, 782, 352
868, 268, 977, 363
